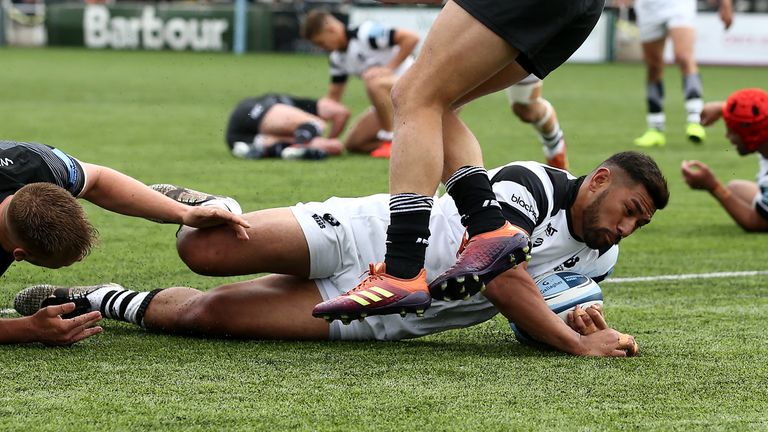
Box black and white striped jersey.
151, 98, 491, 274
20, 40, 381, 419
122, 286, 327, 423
435, 161, 618, 282
329, 21, 414, 84
0, 140, 87, 275
755, 155, 768, 220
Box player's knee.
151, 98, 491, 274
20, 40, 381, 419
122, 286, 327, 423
176, 232, 221, 276
392, 78, 443, 114
674, 52, 694, 68
512, 103, 537, 123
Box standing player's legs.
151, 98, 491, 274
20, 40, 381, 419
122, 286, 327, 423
363, 71, 397, 158
634, 37, 668, 148
343, 108, 386, 154
313, 1, 534, 321
669, 25, 706, 143
507, 77, 568, 169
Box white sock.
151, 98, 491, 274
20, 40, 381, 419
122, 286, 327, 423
89, 286, 162, 327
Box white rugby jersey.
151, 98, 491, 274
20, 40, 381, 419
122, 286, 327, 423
434, 161, 618, 282
754, 154, 768, 220
377, 161, 618, 339
329, 21, 414, 84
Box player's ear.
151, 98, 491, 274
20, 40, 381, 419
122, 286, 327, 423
12, 248, 28, 262
589, 167, 612, 191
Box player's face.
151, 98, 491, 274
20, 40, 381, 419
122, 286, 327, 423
726, 128, 753, 155
581, 183, 654, 250
311, 22, 345, 51
23, 251, 82, 269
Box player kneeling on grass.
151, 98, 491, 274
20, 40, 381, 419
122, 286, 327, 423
16, 151, 667, 356
681, 88, 768, 231
0, 140, 250, 346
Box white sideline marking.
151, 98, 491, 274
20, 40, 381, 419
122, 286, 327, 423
603, 270, 768, 284
0, 308, 17, 314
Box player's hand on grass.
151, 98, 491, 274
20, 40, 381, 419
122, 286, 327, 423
31, 303, 102, 346
700, 101, 725, 126
181, 206, 251, 241
567, 304, 605, 335
681, 160, 718, 191
578, 329, 639, 357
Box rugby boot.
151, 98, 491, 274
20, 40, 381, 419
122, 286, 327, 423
633, 128, 666, 147
14, 283, 122, 319
312, 263, 431, 324
686, 122, 706, 144
149, 183, 242, 215
370, 141, 392, 159
544, 138, 568, 170
429, 222, 531, 301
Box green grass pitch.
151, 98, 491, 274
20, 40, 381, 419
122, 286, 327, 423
1, 47, 767, 430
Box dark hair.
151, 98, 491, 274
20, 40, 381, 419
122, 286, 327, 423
599, 151, 669, 210
7, 183, 98, 262
301, 9, 331, 40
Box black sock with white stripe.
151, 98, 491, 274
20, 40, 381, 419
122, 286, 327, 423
384, 193, 433, 279
88, 287, 163, 327
446, 166, 506, 238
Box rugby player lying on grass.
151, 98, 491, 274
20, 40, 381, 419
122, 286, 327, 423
681, 88, 768, 231
17, 152, 668, 356
0, 140, 249, 346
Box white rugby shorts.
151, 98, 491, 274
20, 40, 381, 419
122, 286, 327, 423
635, 0, 697, 42
290, 194, 499, 341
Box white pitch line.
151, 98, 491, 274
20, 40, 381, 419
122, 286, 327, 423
603, 270, 768, 284
0, 308, 17, 314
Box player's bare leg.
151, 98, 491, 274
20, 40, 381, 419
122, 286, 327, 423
343, 108, 385, 153
176, 208, 312, 277
362, 72, 397, 158
259, 104, 325, 138
669, 26, 706, 143
143, 275, 329, 339
508, 80, 568, 169
16, 275, 331, 340
635, 38, 667, 148
313, 1, 531, 321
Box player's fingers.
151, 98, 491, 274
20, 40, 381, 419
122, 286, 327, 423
68, 326, 104, 344
610, 349, 628, 357
63, 311, 102, 331
590, 303, 603, 316
231, 223, 250, 241
618, 333, 639, 356
44, 302, 76, 318
571, 307, 588, 333
586, 306, 608, 330
579, 310, 598, 334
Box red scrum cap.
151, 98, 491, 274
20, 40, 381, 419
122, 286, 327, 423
722, 88, 768, 151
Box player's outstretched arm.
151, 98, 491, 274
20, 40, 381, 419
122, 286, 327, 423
317, 97, 351, 138
682, 160, 768, 231
0, 303, 102, 345
79, 163, 250, 240
700, 101, 725, 126
485, 267, 638, 357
